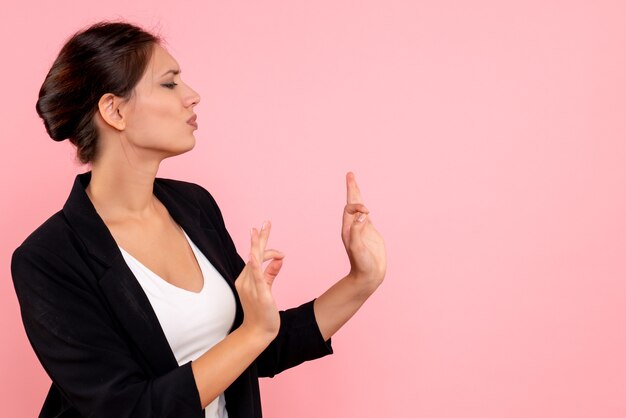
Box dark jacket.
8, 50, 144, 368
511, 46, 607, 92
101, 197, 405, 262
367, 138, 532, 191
11, 171, 333, 417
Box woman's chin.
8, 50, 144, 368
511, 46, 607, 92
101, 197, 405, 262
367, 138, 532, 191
176, 136, 197, 154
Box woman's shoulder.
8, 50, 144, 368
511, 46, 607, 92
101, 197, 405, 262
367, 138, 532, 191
14, 210, 73, 254
11, 209, 86, 288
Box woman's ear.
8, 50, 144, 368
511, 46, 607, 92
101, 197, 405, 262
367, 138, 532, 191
97, 93, 126, 131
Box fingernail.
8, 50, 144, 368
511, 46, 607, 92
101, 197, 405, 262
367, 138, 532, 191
357, 213, 366, 222
261, 221, 267, 230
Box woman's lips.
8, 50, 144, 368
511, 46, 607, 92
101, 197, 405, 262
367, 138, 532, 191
187, 114, 198, 129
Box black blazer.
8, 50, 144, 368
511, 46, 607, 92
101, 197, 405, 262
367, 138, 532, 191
11, 171, 332, 418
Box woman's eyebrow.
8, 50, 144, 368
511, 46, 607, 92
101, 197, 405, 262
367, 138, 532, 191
160, 69, 181, 77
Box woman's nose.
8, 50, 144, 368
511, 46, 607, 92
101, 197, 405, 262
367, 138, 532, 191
191, 90, 201, 106
185, 86, 201, 107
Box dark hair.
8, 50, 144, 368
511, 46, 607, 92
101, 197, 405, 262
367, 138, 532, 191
36, 21, 160, 164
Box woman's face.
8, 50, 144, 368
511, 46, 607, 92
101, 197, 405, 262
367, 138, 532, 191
120, 44, 201, 159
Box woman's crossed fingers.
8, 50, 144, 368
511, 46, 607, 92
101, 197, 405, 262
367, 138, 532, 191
342, 172, 371, 247
236, 220, 283, 338
249, 221, 284, 288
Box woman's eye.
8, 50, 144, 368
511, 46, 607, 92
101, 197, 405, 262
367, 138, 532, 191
162, 82, 178, 89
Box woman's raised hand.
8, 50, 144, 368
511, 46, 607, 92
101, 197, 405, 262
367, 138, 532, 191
342, 172, 387, 294
235, 221, 283, 342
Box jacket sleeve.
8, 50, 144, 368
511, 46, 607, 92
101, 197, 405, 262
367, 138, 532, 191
196, 185, 334, 378
255, 299, 334, 378
11, 244, 204, 418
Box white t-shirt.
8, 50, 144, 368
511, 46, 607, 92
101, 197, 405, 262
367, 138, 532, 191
119, 227, 237, 418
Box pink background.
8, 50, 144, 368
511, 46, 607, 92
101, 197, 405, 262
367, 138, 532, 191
2, 1, 625, 417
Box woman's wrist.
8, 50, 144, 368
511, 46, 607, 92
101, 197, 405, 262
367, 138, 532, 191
236, 322, 278, 349
346, 270, 385, 299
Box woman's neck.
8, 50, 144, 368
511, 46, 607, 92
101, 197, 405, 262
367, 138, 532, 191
85, 160, 162, 224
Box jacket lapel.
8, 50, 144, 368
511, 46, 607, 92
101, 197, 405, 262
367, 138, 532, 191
152, 180, 235, 287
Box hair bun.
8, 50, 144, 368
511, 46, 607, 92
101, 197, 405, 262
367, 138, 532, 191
36, 92, 78, 142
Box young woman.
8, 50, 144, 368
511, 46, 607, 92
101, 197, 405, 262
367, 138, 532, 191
11, 21, 386, 418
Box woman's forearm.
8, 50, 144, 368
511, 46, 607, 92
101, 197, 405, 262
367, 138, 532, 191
191, 326, 274, 409
313, 273, 381, 341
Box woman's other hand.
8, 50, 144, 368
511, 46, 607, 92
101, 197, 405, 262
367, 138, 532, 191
341, 172, 387, 295
191, 222, 284, 407
235, 221, 283, 343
